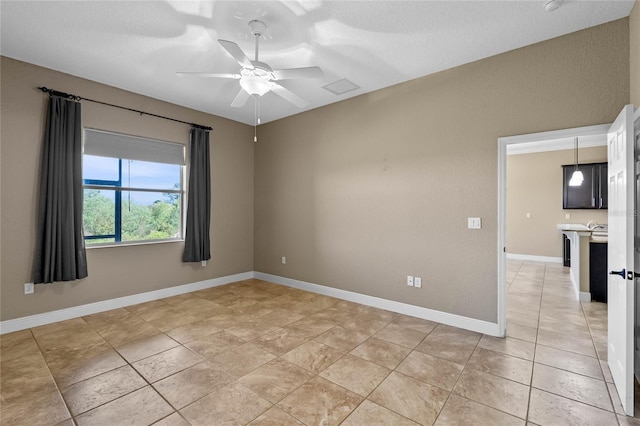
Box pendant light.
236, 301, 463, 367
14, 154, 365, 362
568, 136, 583, 186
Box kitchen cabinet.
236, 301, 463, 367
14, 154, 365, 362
589, 241, 608, 303
563, 234, 571, 267
562, 162, 608, 209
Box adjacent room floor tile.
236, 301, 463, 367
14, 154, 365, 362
536, 329, 598, 358
528, 388, 617, 426
534, 344, 604, 380
531, 363, 612, 411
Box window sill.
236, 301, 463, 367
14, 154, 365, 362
86, 239, 184, 250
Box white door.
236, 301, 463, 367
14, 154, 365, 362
608, 104, 636, 416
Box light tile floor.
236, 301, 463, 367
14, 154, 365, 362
1, 261, 639, 425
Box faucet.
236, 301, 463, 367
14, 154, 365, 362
586, 220, 605, 230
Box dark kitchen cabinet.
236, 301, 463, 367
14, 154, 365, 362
590, 241, 608, 303
563, 234, 571, 267
562, 162, 608, 209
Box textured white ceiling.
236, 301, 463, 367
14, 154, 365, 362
0, 1, 634, 125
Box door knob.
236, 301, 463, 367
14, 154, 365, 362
610, 269, 626, 278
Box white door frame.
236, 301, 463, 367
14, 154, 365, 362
497, 124, 610, 336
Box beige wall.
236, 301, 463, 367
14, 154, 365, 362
507, 147, 608, 258
254, 20, 630, 323
631, 1, 640, 106
0, 57, 254, 321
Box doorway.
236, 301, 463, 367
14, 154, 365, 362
497, 124, 610, 336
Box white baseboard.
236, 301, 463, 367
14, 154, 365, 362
254, 272, 501, 337
1, 270, 501, 338
0, 272, 253, 334
580, 292, 592, 302
506, 253, 563, 264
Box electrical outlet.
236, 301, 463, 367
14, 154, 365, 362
526, 212, 531, 219
201, 260, 207, 267
468, 217, 482, 229
24, 282, 34, 295
407, 276, 414, 287
414, 277, 422, 288
565, 213, 571, 219
282, 256, 286, 264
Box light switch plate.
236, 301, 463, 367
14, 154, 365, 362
414, 277, 422, 288
24, 282, 34, 294
468, 217, 482, 229
407, 276, 414, 287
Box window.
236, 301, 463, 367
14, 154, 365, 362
82, 129, 185, 246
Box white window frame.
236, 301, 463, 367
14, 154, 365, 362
82, 128, 186, 247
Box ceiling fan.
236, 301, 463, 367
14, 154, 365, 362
177, 20, 324, 109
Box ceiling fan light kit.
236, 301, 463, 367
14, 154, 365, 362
239, 75, 272, 97
177, 19, 324, 109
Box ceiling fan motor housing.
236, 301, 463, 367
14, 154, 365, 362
249, 20, 267, 37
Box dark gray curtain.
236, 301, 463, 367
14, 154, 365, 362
33, 96, 88, 283
183, 127, 211, 262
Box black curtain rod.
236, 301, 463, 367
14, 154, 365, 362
37, 87, 212, 131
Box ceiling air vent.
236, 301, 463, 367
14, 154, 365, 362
322, 78, 360, 95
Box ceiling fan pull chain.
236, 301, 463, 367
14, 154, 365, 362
254, 96, 258, 143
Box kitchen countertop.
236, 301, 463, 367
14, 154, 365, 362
557, 224, 608, 242
557, 224, 590, 232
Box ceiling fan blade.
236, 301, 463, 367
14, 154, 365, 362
218, 39, 254, 70
272, 66, 324, 80
231, 88, 251, 108
271, 84, 308, 108
176, 72, 240, 79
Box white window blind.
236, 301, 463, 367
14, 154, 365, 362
84, 128, 185, 165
